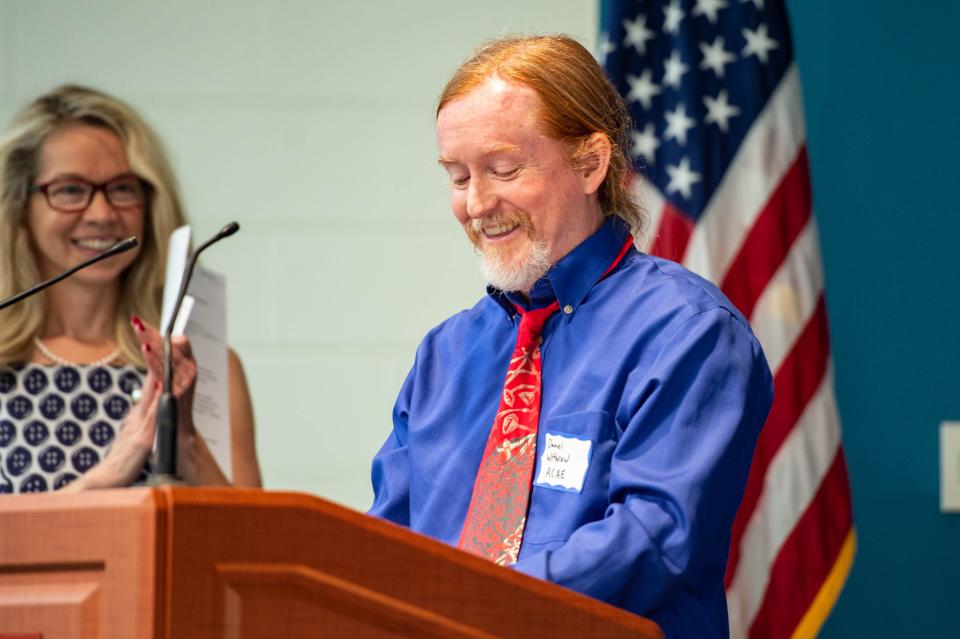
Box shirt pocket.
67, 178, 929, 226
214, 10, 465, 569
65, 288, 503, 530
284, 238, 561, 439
523, 410, 618, 545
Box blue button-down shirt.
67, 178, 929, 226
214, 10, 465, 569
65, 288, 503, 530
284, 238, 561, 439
370, 218, 773, 638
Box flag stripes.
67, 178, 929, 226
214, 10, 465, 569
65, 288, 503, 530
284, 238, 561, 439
720, 147, 812, 320
648, 201, 694, 262
750, 219, 824, 373
792, 528, 857, 638
725, 367, 845, 635
726, 294, 832, 585
748, 451, 853, 638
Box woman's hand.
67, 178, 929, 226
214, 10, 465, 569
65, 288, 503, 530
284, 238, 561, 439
130, 316, 229, 486
131, 316, 197, 431
60, 372, 161, 492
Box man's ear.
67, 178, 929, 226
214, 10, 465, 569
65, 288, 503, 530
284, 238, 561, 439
580, 132, 612, 196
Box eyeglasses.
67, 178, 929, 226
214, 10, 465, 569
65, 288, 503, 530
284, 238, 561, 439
30, 174, 150, 213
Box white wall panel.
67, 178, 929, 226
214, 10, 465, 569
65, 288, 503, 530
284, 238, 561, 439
241, 344, 413, 508
0, 1, 21, 125
150, 108, 444, 227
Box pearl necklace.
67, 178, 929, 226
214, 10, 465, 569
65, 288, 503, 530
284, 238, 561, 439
33, 337, 121, 368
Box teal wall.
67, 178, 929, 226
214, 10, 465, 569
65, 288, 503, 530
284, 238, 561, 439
788, 2, 960, 636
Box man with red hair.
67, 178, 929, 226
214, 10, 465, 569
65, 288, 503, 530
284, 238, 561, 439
370, 35, 772, 638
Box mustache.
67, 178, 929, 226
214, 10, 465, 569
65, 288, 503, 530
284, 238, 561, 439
464, 210, 535, 247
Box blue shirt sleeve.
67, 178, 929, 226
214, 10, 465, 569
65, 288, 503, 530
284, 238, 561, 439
513, 306, 773, 618
369, 366, 414, 527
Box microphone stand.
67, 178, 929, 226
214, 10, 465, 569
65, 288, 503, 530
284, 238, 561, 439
146, 222, 240, 485
0, 237, 138, 311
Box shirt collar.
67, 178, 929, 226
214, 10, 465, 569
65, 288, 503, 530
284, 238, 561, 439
487, 216, 632, 318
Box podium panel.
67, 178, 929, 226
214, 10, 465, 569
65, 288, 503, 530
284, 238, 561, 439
0, 488, 661, 639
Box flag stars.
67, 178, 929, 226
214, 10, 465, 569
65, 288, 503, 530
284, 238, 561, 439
663, 0, 685, 34
626, 70, 662, 110
631, 123, 660, 164
700, 36, 736, 78
663, 51, 689, 89
693, 0, 728, 24
664, 103, 696, 145
742, 24, 778, 63
704, 90, 741, 131
665, 157, 702, 200
623, 15, 655, 55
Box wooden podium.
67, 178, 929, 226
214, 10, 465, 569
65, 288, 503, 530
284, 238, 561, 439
0, 487, 661, 638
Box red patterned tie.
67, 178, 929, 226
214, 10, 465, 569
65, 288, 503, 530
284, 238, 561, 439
457, 300, 560, 565
457, 236, 634, 566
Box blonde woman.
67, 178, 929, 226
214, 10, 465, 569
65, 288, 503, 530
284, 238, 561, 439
0, 85, 261, 492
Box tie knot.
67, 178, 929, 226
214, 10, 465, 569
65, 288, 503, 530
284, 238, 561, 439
515, 302, 559, 347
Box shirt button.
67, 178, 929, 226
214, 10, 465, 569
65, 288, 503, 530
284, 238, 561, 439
563, 304, 574, 315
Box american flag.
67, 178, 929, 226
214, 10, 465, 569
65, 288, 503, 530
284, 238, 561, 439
599, 1, 855, 636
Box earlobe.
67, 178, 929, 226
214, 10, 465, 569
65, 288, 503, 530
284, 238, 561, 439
581, 132, 612, 195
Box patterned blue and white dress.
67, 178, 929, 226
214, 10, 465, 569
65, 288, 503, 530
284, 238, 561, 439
0, 362, 144, 493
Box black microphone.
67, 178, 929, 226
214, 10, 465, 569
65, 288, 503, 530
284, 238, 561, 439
152, 222, 240, 481
0, 237, 138, 311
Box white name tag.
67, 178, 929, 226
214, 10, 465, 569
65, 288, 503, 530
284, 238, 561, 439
534, 432, 593, 493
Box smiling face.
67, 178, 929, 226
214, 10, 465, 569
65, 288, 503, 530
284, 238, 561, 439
436, 77, 606, 293
27, 124, 145, 285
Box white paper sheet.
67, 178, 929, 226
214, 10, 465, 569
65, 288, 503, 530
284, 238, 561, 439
160, 226, 232, 480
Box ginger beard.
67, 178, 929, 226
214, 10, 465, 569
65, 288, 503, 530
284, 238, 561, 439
465, 209, 552, 293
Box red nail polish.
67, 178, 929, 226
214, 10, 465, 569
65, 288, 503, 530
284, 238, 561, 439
131, 315, 144, 331
144, 343, 151, 353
